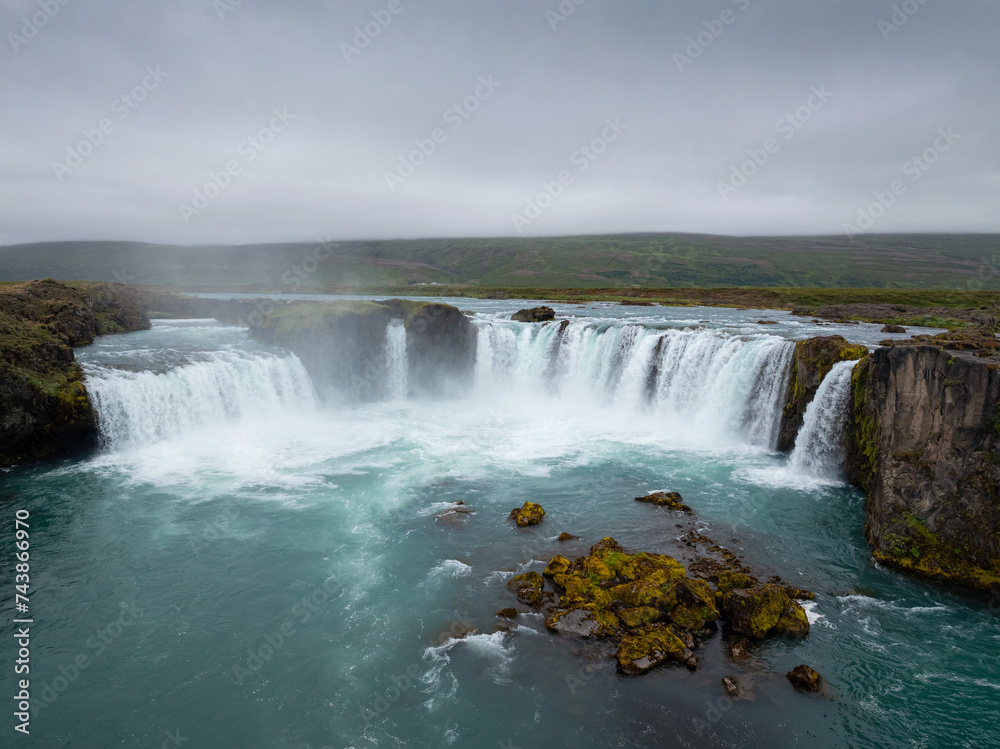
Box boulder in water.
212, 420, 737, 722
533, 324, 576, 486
616, 624, 692, 674
881, 324, 906, 333
506, 571, 551, 607
511, 306, 555, 323
635, 491, 691, 512
723, 584, 791, 638
786, 664, 824, 692
509, 501, 546, 527
558, 532, 579, 542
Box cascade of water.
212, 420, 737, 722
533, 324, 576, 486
84, 351, 315, 450
472, 319, 796, 448
385, 321, 409, 400
789, 359, 857, 478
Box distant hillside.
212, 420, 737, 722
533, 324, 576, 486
1, 233, 999, 290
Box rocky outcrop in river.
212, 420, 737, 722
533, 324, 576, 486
0, 280, 149, 466
848, 329, 1000, 590
777, 335, 868, 451
249, 298, 477, 400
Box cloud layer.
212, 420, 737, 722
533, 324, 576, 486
1, 0, 998, 245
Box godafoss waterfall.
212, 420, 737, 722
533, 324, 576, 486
2, 293, 999, 748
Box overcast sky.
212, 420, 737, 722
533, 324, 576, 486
1, 0, 998, 245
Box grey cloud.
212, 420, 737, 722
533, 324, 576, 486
0, 0, 997, 245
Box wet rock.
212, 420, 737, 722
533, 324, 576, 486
616, 624, 692, 675
757, 320, 779, 325
716, 571, 758, 594
777, 335, 868, 451
506, 571, 551, 607
558, 532, 579, 542
543, 555, 571, 577
723, 585, 791, 638
881, 324, 906, 333
721, 675, 741, 697
511, 306, 555, 323
496, 608, 518, 619
509, 501, 546, 527
783, 586, 815, 600
545, 605, 620, 638
725, 635, 756, 662
773, 601, 811, 637
634, 491, 692, 512
786, 664, 824, 692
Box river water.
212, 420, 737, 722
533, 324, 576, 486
1, 298, 997, 748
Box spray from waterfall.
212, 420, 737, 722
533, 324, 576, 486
789, 359, 857, 479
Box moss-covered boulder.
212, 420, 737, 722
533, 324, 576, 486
786, 664, 824, 693
723, 584, 791, 639
773, 601, 811, 637
616, 624, 693, 675
777, 335, 868, 451
716, 571, 758, 594
506, 572, 551, 607
511, 306, 555, 323
634, 491, 692, 512
543, 555, 570, 577
0, 280, 150, 466
509, 502, 546, 527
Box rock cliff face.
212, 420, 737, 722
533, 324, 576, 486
249, 299, 477, 400
0, 280, 150, 466
848, 331, 1000, 590
777, 335, 868, 451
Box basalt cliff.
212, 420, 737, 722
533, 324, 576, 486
0, 280, 149, 466
846, 330, 1000, 591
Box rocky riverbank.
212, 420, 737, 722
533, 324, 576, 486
0, 280, 149, 466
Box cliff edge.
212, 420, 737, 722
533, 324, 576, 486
0, 280, 150, 466
848, 329, 1000, 590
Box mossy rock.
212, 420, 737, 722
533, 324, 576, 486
506, 571, 549, 607
543, 555, 571, 578
786, 664, 824, 693
619, 607, 662, 628
716, 571, 758, 594
558, 532, 579, 541
634, 491, 691, 512
511, 306, 555, 323
509, 501, 546, 527
773, 601, 811, 637
545, 604, 620, 638
723, 584, 790, 638
607, 579, 677, 610
675, 578, 720, 623
616, 624, 691, 675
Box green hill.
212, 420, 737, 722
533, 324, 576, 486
1, 233, 999, 291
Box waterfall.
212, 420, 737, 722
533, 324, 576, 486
84, 351, 315, 450
473, 320, 795, 448
789, 359, 857, 478
385, 321, 409, 400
